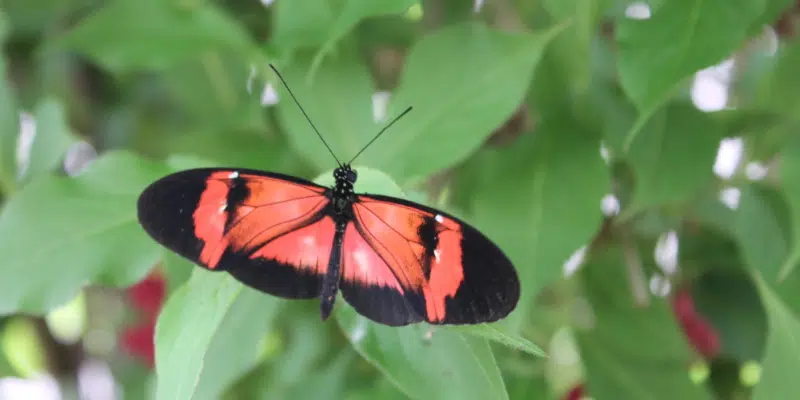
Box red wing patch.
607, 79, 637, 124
193, 171, 327, 269
342, 195, 519, 325
249, 216, 335, 276
137, 168, 332, 299
341, 222, 404, 293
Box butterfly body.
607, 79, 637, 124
137, 164, 520, 326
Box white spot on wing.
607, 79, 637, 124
433, 249, 441, 262
218, 204, 226, 213
228, 171, 239, 179
434, 214, 444, 223
302, 236, 315, 246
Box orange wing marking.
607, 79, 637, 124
249, 216, 335, 275
352, 204, 426, 288
354, 197, 465, 322
341, 223, 404, 292
193, 171, 327, 268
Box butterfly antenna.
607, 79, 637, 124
269, 64, 342, 167
348, 106, 413, 165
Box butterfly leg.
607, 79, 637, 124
320, 220, 347, 320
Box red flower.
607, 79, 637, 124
120, 320, 156, 368
126, 270, 166, 318
564, 384, 585, 400
120, 270, 166, 368
671, 287, 721, 359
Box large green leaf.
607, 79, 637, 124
779, 136, 800, 279
277, 22, 564, 182
576, 246, 714, 400
366, 21, 566, 181
257, 312, 335, 400
61, 0, 254, 72
161, 55, 266, 132
155, 267, 281, 400
271, 0, 335, 51
336, 304, 509, 400
455, 324, 544, 357
691, 272, 767, 362
752, 273, 800, 400
0, 151, 171, 315
0, 10, 18, 195
542, 0, 612, 94
309, 0, 415, 78
616, 0, 762, 115
23, 97, 77, 181
756, 39, 800, 117
735, 184, 792, 282
625, 103, 721, 215
283, 349, 356, 399
471, 119, 609, 330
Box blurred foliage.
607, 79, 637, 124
0, 0, 799, 399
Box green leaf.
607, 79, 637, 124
691, 272, 767, 362
542, 0, 612, 93
309, 0, 415, 79
576, 246, 714, 400
756, 40, 800, 115
274, 53, 376, 172
23, 97, 77, 181
367, 21, 567, 181
752, 273, 800, 400
161, 249, 193, 294
155, 268, 281, 400
711, 108, 789, 137
455, 324, 545, 357
60, 0, 254, 72
165, 132, 301, 175
0, 151, 171, 315
161, 55, 265, 130
780, 136, 800, 279
271, 0, 335, 51
625, 103, 720, 215
616, 0, 763, 119
336, 305, 509, 400
471, 118, 609, 330
260, 313, 333, 399
735, 184, 792, 282
284, 349, 355, 399
0, 9, 18, 195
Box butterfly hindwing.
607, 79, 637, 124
137, 168, 332, 299
339, 222, 425, 326
341, 194, 520, 326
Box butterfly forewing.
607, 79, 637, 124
137, 168, 332, 299
343, 195, 520, 325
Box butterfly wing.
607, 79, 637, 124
137, 168, 334, 299
340, 194, 520, 326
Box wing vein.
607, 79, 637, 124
226, 194, 323, 230
237, 198, 327, 250
355, 202, 424, 246
354, 204, 429, 274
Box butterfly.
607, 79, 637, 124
136, 65, 520, 327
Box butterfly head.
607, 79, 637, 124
334, 164, 358, 185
